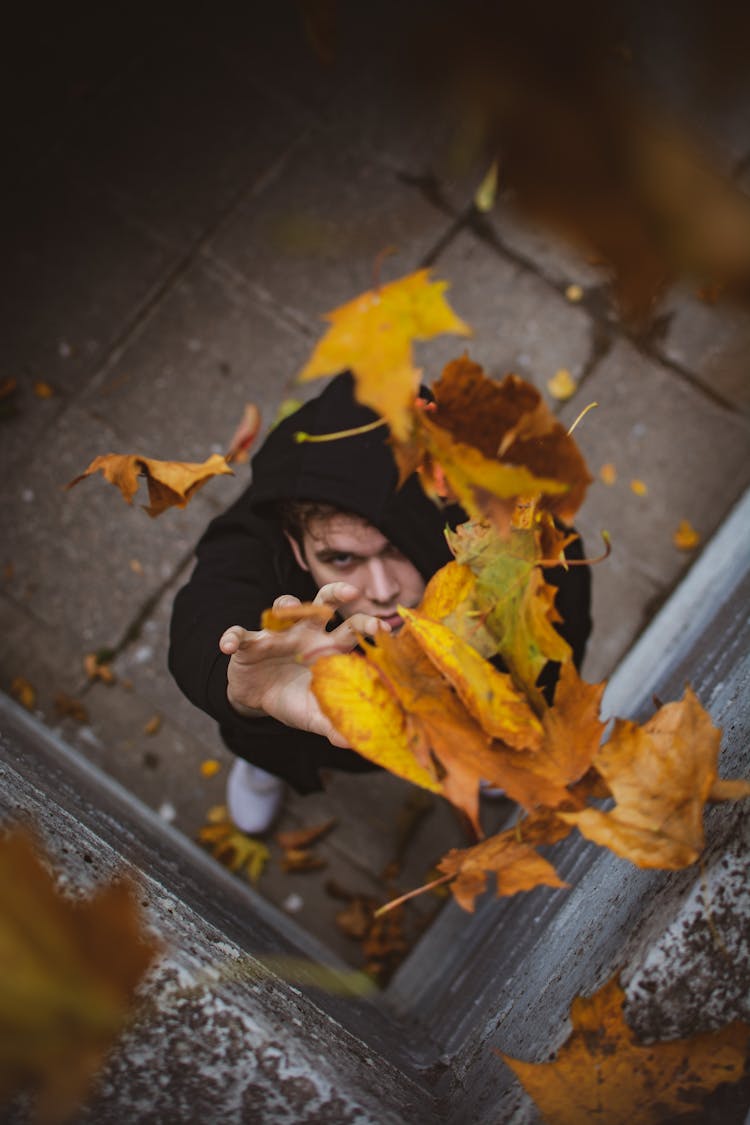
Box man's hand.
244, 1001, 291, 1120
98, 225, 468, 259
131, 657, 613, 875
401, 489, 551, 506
219, 582, 389, 747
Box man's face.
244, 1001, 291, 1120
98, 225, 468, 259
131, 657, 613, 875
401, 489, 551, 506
286, 512, 426, 629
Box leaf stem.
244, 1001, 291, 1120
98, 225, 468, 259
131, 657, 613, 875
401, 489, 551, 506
373, 872, 455, 916
537, 530, 612, 568
294, 418, 387, 444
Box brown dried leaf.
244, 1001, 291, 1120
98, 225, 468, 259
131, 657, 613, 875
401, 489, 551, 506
560, 688, 747, 868
10, 676, 36, 710
501, 975, 750, 1125
276, 818, 337, 851
67, 452, 233, 517
53, 693, 88, 723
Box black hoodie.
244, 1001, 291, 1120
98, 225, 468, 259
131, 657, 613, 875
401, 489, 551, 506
169, 373, 592, 793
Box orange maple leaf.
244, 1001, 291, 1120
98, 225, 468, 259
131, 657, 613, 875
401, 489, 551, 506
560, 687, 749, 867
260, 603, 334, 632
0, 828, 160, 1123
299, 269, 471, 440
500, 975, 750, 1125
438, 814, 569, 911
67, 452, 233, 516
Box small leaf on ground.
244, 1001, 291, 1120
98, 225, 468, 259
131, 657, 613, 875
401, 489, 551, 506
600, 462, 617, 485
226, 402, 261, 464
53, 693, 88, 723
143, 715, 162, 736
673, 519, 701, 551
199, 758, 221, 777
547, 369, 577, 401
630, 478, 648, 496
10, 676, 36, 710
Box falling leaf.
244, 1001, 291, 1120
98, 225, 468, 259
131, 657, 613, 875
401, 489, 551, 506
560, 688, 748, 868
538, 662, 607, 788
399, 607, 544, 750
474, 160, 499, 212
564, 284, 584, 302
226, 402, 261, 464
500, 975, 750, 1125
276, 818, 337, 850
600, 462, 617, 485
448, 519, 572, 704
310, 652, 443, 794
426, 358, 592, 531
143, 715, 161, 736
67, 452, 234, 517
129, 558, 143, 574
199, 758, 221, 777
299, 269, 471, 439
53, 693, 88, 723
260, 603, 334, 632
630, 478, 648, 496
0, 828, 160, 1124
438, 818, 568, 911
33, 381, 55, 399
10, 676, 36, 711
673, 519, 701, 551
197, 816, 270, 883
547, 369, 577, 401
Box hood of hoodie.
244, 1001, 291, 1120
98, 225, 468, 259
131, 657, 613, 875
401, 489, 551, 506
248, 372, 464, 582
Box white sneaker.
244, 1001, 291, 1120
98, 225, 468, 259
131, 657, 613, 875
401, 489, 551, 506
480, 780, 506, 799
226, 759, 284, 834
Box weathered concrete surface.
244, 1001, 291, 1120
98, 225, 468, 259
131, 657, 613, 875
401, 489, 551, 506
1, 491, 748, 1124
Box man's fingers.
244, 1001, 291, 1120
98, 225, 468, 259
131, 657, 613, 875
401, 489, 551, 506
219, 626, 251, 654
327, 612, 390, 651
273, 594, 301, 610
314, 581, 360, 607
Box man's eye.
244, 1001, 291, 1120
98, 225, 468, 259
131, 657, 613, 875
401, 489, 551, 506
330, 554, 354, 567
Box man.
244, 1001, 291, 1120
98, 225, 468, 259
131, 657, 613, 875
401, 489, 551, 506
169, 372, 592, 832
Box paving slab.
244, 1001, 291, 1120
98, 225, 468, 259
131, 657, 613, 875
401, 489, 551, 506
62, 25, 310, 252
656, 283, 750, 414
1, 403, 218, 650
1, 174, 175, 479
206, 131, 454, 328
559, 338, 750, 676
86, 256, 313, 462
420, 226, 595, 392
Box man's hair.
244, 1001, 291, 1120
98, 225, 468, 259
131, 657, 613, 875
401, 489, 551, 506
276, 498, 354, 549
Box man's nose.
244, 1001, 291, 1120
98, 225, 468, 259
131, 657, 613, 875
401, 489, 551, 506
364, 558, 400, 604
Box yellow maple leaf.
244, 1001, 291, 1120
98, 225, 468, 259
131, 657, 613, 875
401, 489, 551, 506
310, 651, 442, 794
501, 975, 750, 1125
299, 269, 471, 439
0, 828, 160, 1124
67, 452, 233, 517
399, 606, 543, 750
